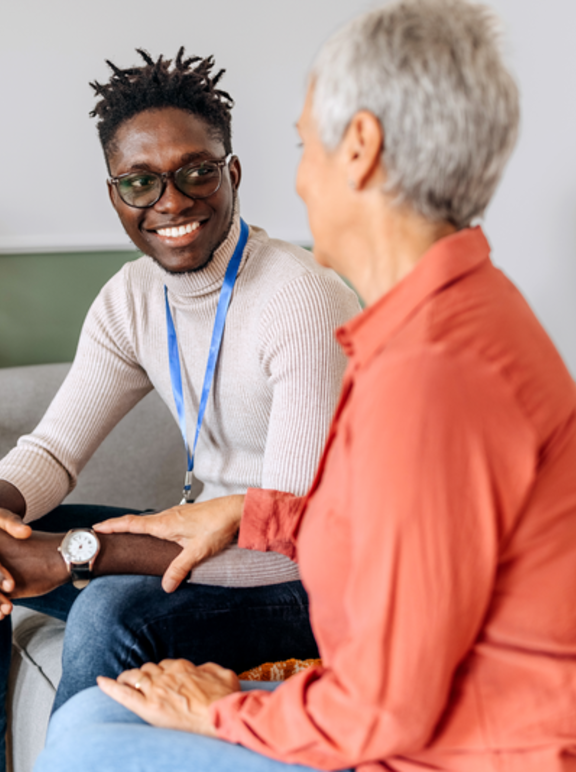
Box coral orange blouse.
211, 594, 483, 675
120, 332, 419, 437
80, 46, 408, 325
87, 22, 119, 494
211, 227, 576, 772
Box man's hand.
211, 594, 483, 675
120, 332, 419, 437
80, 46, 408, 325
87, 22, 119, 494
0, 529, 68, 605
94, 495, 246, 593
97, 659, 239, 736
0, 481, 32, 617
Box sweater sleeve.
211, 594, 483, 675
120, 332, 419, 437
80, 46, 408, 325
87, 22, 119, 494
0, 267, 152, 520
257, 272, 359, 496
238, 488, 307, 562
210, 352, 537, 769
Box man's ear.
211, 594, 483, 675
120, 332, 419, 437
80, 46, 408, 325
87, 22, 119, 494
229, 155, 242, 191
343, 111, 385, 191
107, 179, 118, 211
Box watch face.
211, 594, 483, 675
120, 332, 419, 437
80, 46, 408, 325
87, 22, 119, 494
65, 531, 99, 563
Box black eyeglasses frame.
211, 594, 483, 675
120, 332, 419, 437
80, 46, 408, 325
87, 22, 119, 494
108, 153, 234, 209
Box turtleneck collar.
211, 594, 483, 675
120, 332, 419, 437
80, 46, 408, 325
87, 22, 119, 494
154, 206, 247, 300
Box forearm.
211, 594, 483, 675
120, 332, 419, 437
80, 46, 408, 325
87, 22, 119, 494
0, 529, 183, 599
93, 494, 246, 593
0, 481, 26, 517
94, 532, 182, 577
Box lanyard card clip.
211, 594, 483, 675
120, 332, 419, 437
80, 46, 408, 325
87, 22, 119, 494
180, 470, 195, 505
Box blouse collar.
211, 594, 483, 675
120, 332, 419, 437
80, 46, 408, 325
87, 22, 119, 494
336, 226, 491, 368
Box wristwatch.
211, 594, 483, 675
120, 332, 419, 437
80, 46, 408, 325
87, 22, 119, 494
58, 528, 101, 589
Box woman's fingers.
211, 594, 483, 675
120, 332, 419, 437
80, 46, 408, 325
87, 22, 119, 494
196, 661, 234, 678
197, 661, 241, 691
97, 676, 146, 708
139, 662, 164, 679
97, 497, 246, 593
162, 545, 205, 593
117, 668, 146, 688
93, 512, 163, 536
100, 660, 233, 735
93, 515, 156, 533
117, 662, 162, 688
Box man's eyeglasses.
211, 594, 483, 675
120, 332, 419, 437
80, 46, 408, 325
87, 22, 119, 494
108, 153, 233, 209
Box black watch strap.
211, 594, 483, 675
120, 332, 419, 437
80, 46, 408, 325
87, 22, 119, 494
70, 564, 93, 590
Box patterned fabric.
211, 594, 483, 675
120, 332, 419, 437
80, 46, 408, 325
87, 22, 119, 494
239, 659, 321, 682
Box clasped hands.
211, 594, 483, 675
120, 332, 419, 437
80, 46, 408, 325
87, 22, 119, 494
0, 493, 246, 614
0, 494, 246, 731
93, 492, 246, 591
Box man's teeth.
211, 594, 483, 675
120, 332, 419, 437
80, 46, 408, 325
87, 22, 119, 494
156, 222, 200, 238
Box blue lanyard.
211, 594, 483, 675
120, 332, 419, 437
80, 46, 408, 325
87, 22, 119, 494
164, 218, 249, 503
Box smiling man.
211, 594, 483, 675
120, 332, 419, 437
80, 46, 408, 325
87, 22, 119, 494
0, 49, 359, 770
108, 107, 238, 273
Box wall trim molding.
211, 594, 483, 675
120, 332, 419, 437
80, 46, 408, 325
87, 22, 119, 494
0, 233, 134, 255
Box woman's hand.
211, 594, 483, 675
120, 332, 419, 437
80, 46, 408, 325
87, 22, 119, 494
93, 495, 246, 592
97, 659, 240, 736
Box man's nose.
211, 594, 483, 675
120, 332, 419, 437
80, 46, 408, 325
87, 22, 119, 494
154, 178, 195, 213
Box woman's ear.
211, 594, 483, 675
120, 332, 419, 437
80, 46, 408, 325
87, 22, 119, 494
342, 111, 385, 191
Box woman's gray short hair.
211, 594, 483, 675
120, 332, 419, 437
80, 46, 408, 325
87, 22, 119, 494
311, 0, 520, 228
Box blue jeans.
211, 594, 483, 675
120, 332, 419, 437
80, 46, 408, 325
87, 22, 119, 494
34, 686, 354, 772
0, 506, 318, 772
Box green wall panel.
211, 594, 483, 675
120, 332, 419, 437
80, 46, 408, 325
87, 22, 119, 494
0, 248, 361, 369
0, 251, 139, 368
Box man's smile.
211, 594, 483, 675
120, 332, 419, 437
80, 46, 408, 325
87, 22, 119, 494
145, 217, 209, 250
155, 221, 201, 238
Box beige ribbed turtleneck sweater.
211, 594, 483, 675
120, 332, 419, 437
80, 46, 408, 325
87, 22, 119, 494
0, 215, 360, 586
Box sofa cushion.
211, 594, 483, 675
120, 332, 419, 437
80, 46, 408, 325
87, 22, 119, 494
7, 608, 65, 772
11, 607, 64, 689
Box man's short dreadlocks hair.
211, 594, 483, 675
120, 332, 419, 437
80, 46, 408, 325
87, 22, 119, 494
90, 47, 234, 159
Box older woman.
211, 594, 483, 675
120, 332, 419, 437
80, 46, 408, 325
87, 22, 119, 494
35, 0, 576, 770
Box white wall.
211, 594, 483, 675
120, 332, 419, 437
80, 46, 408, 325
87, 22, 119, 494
0, 0, 372, 251
482, 0, 576, 376
1, 0, 575, 373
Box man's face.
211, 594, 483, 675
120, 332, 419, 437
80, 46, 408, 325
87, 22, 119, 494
107, 107, 241, 273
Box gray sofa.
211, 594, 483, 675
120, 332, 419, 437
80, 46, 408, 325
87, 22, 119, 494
0, 363, 184, 772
